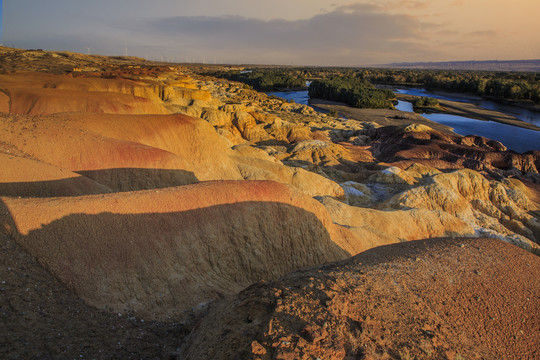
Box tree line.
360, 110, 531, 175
359, 69, 540, 101
199, 66, 540, 105
203, 68, 306, 91
308, 78, 395, 109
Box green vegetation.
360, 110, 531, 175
204, 68, 306, 91
308, 78, 395, 109
199, 66, 540, 104
254, 67, 540, 103
327, 110, 339, 117
341, 68, 540, 103
412, 96, 440, 112
361, 69, 540, 102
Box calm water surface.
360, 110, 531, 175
395, 88, 540, 127
268, 90, 540, 153
396, 101, 540, 153
267, 91, 311, 105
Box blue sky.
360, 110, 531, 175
0, 0, 3, 43
3, 0, 539, 66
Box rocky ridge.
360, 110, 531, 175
0, 48, 539, 358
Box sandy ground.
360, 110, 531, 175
309, 98, 458, 135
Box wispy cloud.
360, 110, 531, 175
133, 4, 439, 65
466, 30, 498, 39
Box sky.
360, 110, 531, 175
3, 0, 540, 66
0, 0, 3, 43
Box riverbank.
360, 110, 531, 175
396, 94, 540, 131
377, 84, 540, 114
309, 98, 458, 135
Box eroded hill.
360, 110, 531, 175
0, 47, 539, 359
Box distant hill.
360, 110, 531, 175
378, 59, 540, 72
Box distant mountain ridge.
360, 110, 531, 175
378, 59, 540, 72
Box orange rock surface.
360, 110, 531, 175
1, 181, 354, 320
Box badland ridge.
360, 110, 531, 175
0, 47, 538, 359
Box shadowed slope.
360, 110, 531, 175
0, 231, 189, 359
0, 92, 9, 112
1, 181, 354, 320
0, 153, 113, 197
182, 237, 540, 360
0, 112, 243, 190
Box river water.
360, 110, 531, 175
395, 88, 540, 127
268, 89, 540, 153
395, 100, 540, 153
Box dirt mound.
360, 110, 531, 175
182, 237, 540, 360
0, 112, 243, 191
10, 87, 170, 115
1, 181, 355, 320
0, 110, 349, 196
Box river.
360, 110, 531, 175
395, 88, 540, 127
268, 89, 540, 153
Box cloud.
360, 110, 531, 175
133, 3, 439, 65
466, 30, 498, 39
379, 0, 432, 11
436, 30, 459, 36
4, 2, 443, 65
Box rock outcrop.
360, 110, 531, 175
371, 124, 540, 177
386, 169, 540, 252
319, 197, 475, 250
